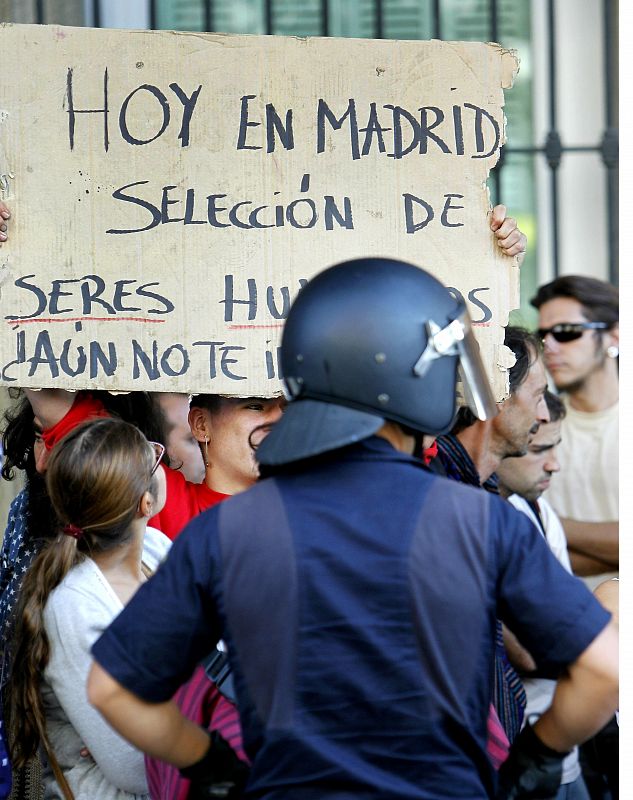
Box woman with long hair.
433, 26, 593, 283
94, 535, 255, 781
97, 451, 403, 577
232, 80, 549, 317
0, 389, 170, 644
0, 388, 255, 800
5, 417, 170, 800
0, 391, 170, 800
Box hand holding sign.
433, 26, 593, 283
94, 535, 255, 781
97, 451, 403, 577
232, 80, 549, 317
0, 201, 10, 243
490, 204, 527, 263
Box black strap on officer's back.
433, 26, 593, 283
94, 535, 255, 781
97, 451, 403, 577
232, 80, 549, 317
203, 646, 236, 704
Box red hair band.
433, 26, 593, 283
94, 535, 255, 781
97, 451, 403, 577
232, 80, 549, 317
62, 524, 84, 540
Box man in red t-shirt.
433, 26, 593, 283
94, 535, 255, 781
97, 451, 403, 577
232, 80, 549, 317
26, 388, 285, 539
151, 394, 285, 538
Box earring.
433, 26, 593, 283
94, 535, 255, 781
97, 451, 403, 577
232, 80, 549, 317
607, 345, 619, 359
204, 436, 210, 467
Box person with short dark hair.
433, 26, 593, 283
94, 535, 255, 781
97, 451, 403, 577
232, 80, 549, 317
441, 326, 549, 478
531, 275, 618, 581
496, 391, 592, 799
497, 389, 566, 507
149, 393, 285, 538
86, 258, 617, 800
435, 326, 550, 746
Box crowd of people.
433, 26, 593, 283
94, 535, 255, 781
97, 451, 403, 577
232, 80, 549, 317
0, 198, 618, 800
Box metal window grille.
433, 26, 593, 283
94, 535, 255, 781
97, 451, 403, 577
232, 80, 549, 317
147, 0, 619, 288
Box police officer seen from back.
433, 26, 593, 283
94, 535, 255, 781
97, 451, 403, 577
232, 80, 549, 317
87, 258, 618, 800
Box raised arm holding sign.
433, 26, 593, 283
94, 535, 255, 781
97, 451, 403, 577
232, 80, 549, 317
0, 201, 9, 243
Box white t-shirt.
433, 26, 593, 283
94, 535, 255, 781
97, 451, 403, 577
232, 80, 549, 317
509, 495, 571, 571
42, 526, 171, 800
545, 399, 618, 523
545, 398, 618, 589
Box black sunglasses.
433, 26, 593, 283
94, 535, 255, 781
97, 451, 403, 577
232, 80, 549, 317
537, 322, 609, 344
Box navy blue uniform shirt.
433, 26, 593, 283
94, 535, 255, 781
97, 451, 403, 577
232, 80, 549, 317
93, 436, 609, 799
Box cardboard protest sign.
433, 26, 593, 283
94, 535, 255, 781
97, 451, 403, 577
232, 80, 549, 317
0, 23, 519, 397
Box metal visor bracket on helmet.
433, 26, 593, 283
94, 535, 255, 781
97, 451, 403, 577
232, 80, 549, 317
283, 375, 304, 400
413, 308, 497, 421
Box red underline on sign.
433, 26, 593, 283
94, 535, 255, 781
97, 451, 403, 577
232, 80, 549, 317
5, 317, 167, 325
228, 323, 286, 330
228, 322, 491, 330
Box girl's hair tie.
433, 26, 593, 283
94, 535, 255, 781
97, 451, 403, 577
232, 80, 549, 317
62, 524, 84, 540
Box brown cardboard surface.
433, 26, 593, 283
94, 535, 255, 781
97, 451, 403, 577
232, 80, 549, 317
0, 24, 519, 398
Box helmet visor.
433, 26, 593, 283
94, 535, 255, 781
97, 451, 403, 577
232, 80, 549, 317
413, 306, 498, 422
455, 310, 498, 421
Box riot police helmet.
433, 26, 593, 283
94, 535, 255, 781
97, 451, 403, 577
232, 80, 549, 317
256, 257, 497, 465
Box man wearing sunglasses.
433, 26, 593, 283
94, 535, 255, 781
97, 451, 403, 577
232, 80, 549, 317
530, 276, 618, 585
